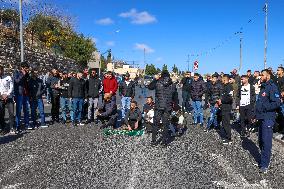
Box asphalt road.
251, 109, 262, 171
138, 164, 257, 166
0, 87, 284, 189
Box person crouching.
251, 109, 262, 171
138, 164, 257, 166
97, 93, 118, 129
124, 101, 142, 131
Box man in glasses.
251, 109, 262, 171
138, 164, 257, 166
255, 69, 281, 174
236, 75, 256, 137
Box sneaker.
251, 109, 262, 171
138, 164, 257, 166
72, 122, 76, 127
259, 167, 268, 174
204, 128, 209, 132
27, 126, 34, 130
10, 129, 16, 134
223, 139, 232, 145
78, 122, 85, 126
40, 124, 49, 128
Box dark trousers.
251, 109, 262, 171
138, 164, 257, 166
221, 104, 232, 140
51, 94, 60, 122
240, 104, 253, 134
0, 99, 14, 131
182, 91, 191, 112
98, 115, 118, 128
258, 119, 274, 169
152, 109, 171, 143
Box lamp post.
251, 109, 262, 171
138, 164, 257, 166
19, 0, 24, 62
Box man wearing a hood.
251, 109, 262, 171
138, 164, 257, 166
148, 70, 178, 147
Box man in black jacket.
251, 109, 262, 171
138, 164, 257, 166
125, 101, 142, 130
217, 74, 234, 144
204, 73, 223, 131
190, 73, 206, 127
236, 75, 256, 137
47, 68, 61, 124
68, 70, 87, 127
180, 71, 192, 113
276, 66, 284, 92
29, 70, 47, 129
97, 93, 118, 129
86, 69, 101, 124
59, 71, 70, 124
148, 70, 178, 147
119, 72, 135, 119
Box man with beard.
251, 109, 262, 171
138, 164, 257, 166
148, 70, 178, 147
256, 69, 280, 174
119, 72, 135, 119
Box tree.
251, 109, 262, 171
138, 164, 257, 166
172, 64, 179, 73
162, 64, 168, 72
100, 55, 107, 72
145, 64, 157, 76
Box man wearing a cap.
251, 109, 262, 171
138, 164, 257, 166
119, 72, 135, 119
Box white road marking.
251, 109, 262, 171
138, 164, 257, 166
211, 153, 270, 188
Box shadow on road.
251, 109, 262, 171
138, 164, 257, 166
0, 133, 24, 145
241, 137, 261, 165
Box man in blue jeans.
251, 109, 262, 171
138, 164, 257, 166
119, 73, 135, 119
255, 69, 281, 174
68, 70, 87, 127
29, 70, 47, 129
14, 62, 30, 132
190, 73, 205, 127
59, 71, 70, 124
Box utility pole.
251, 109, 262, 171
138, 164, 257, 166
19, 0, 24, 62
264, 2, 268, 69
187, 54, 190, 71
239, 31, 243, 74
143, 48, 146, 76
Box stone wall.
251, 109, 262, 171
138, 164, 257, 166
0, 38, 78, 74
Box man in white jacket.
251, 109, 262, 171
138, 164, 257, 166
0, 65, 14, 134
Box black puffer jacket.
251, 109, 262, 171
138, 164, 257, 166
68, 77, 86, 98
28, 77, 45, 99
190, 79, 205, 101
221, 83, 234, 105
148, 76, 178, 111
181, 77, 192, 92
119, 80, 135, 97
207, 81, 223, 104
86, 76, 101, 98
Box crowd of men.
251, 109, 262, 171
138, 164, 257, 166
0, 61, 284, 174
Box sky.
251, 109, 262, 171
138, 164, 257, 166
2, 0, 284, 74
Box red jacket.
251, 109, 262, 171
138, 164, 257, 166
103, 76, 118, 95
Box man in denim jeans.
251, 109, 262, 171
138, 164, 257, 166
28, 70, 47, 129
119, 73, 135, 120
14, 62, 30, 133
204, 74, 222, 132
59, 71, 70, 124
68, 70, 87, 127
190, 73, 205, 127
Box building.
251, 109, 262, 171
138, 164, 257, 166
107, 62, 144, 79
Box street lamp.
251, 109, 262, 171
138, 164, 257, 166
19, 0, 24, 62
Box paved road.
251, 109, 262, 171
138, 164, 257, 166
0, 87, 284, 189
